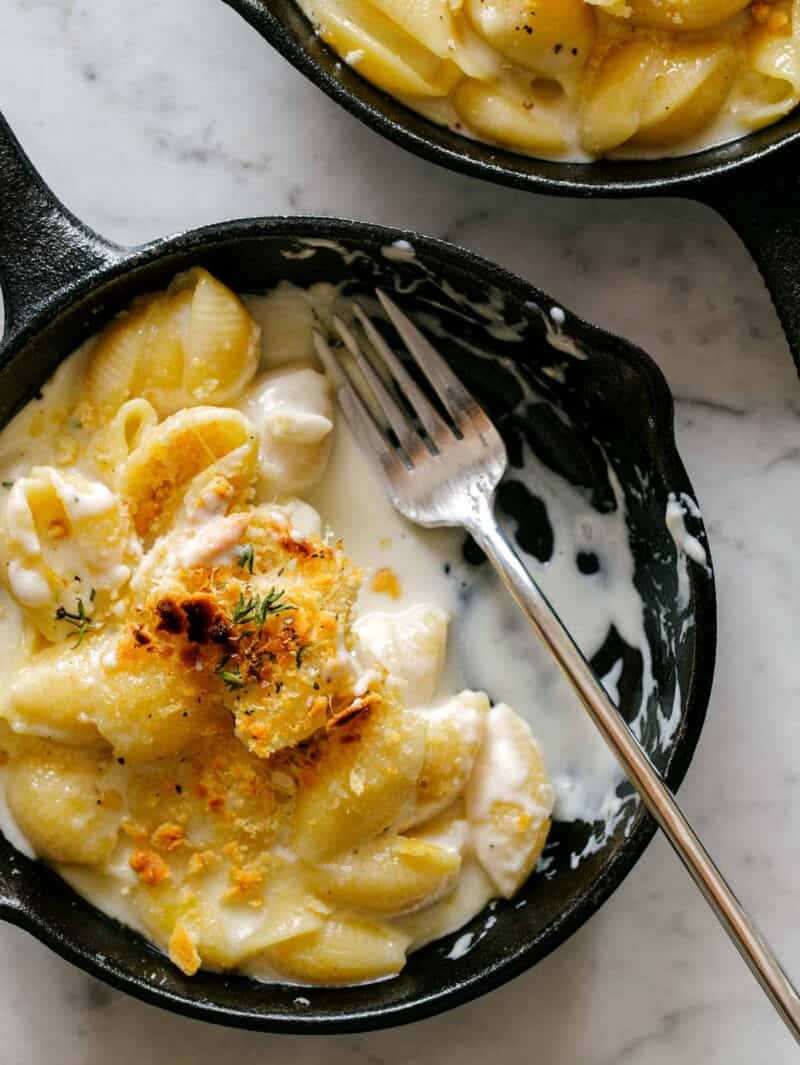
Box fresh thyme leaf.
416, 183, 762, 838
236, 544, 255, 574
232, 593, 259, 625
214, 653, 244, 690
219, 669, 244, 691
55, 597, 93, 648
231, 588, 293, 628
257, 587, 291, 625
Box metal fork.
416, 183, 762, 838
313, 289, 800, 1045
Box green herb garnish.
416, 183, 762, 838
55, 598, 93, 647
231, 587, 293, 627
1, 482, 13, 490
236, 544, 255, 574
257, 587, 292, 624
219, 669, 244, 691
232, 594, 259, 625
214, 656, 244, 691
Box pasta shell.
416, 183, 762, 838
292, 700, 427, 862
84, 305, 150, 413
84, 271, 261, 417
184, 269, 261, 404
466, 0, 594, 87
579, 38, 663, 154
117, 406, 258, 542
264, 912, 410, 984
628, 0, 750, 31
452, 79, 567, 153
734, 11, 800, 130
632, 42, 737, 147
7, 743, 123, 865
314, 834, 461, 916
92, 398, 159, 473
396, 691, 488, 831
133, 288, 193, 413
8, 632, 229, 763
312, 0, 461, 96
395, 855, 494, 950
464, 703, 554, 897
369, 0, 455, 58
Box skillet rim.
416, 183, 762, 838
220, 0, 800, 197
0, 214, 717, 1032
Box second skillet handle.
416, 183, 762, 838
467, 503, 800, 1047
0, 112, 121, 354
698, 159, 800, 378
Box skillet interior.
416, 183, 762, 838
223, 0, 800, 196
0, 219, 716, 1031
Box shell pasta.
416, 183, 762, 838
294, 0, 800, 159
0, 270, 555, 987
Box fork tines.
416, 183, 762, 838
312, 289, 496, 471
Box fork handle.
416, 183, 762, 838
468, 508, 800, 1045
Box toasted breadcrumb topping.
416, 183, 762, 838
169, 920, 202, 976
130, 848, 171, 885
370, 567, 402, 599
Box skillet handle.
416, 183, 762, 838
0, 112, 122, 353
698, 159, 800, 378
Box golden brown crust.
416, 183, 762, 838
168, 920, 202, 976
126, 509, 377, 760
130, 848, 171, 886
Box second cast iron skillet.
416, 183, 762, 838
222, 0, 800, 374
0, 113, 715, 1032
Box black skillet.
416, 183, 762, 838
0, 113, 716, 1032
222, 0, 800, 375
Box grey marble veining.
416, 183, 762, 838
1, 1, 799, 1063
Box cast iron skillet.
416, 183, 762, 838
221, 0, 800, 375
0, 113, 716, 1033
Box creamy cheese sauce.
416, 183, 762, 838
666, 492, 708, 567
0, 265, 704, 981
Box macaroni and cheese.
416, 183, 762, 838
294, 0, 800, 159
0, 269, 554, 985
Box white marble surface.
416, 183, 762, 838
1, 1, 799, 1061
